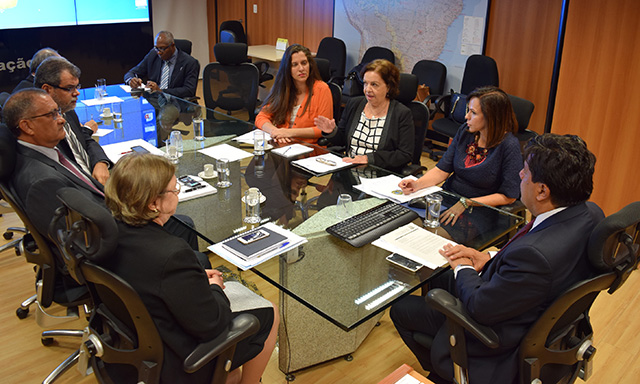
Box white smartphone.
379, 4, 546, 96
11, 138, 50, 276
237, 229, 270, 245
386, 253, 423, 272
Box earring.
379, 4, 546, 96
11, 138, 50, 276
151, 208, 159, 213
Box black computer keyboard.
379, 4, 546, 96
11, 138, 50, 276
326, 201, 419, 247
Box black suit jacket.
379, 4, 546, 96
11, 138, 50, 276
100, 220, 232, 383
124, 49, 200, 98
322, 96, 414, 172
431, 202, 604, 384
11, 144, 105, 237
57, 110, 112, 171
12, 74, 34, 93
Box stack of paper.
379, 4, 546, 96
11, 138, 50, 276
198, 143, 254, 162
272, 143, 314, 158
79, 96, 124, 106
177, 175, 217, 202
209, 222, 307, 270
354, 175, 442, 204
232, 130, 272, 145
372, 222, 451, 269
291, 153, 354, 176
101, 139, 165, 163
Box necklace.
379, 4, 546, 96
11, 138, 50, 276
366, 101, 389, 118
466, 137, 488, 165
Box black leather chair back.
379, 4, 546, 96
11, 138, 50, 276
315, 58, 342, 121
460, 55, 499, 95
316, 37, 347, 82
219, 20, 247, 44
411, 60, 447, 97
174, 39, 193, 55
361, 46, 395, 65
397, 74, 429, 175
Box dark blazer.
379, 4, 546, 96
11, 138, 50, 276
100, 220, 233, 383
322, 96, 414, 172
431, 202, 605, 384
124, 49, 200, 98
57, 110, 112, 171
12, 74, 35, 93
11, 144, 105, 237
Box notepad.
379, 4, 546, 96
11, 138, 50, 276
291, 153, 354, 176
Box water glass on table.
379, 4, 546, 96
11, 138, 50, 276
216, 158, 232, 188
336, 194, 353, 220
254, 130, 265, 155
244, 187, 262, 224
166, 131, 182, 164
193, 117, 205, 141
424, 193, 443, 228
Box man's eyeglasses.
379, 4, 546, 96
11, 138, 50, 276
26, 108, 63, 121
162, 183, 181, 195
154, 43, 174, 53
49, 83, 82, 93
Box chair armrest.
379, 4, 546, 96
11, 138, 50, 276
183, 313, 260, 373
253, 61, 270, 76
400, 164, 427, 177
434, 94, 452, 116
426, 289, 499, 348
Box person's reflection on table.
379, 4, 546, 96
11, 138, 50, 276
245, 154, 310, 226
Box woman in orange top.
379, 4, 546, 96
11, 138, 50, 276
255, 44, 333, 144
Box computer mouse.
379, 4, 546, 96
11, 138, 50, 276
408, 197, 426, 210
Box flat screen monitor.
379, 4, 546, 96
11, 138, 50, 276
0, 0, 150, 30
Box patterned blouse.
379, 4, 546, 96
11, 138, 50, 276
349, 112, 386, 158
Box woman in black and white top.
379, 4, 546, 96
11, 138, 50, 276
315, 59, 414, 173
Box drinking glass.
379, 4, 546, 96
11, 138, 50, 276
336, 194, 353, 220
424, 194, 443, 228
253, 130, 266, 155
193, 117, 205, 141
216, 158, 232, 188
244, 188, 261, 223
166, 131, 182, 164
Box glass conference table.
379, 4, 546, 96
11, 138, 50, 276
81, 87, 524, 374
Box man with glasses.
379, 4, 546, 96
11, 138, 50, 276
35, 56, 112, 185
3, 89, 208, 268
124, 30, 199, 99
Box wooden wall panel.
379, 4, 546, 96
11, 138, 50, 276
551, 0, 640, 215
302, 0, 334, 51
246, 0, 305, 46
485, 0, 561, 135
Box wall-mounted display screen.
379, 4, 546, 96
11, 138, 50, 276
0, 0, 150, 30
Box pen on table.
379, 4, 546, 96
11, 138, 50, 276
120, 150, 132, 155
184, 184, 206, 193
282, 146, 291, 156
255, 241, 290, 258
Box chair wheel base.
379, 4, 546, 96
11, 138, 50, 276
16, 307, 29, 319
285, 373, 296, 381
4, 231, 13, 240
42, 337, 55, 346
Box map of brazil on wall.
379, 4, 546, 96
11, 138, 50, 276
335, 0, 488, 91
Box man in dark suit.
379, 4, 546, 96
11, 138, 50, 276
3, 89, 206, 268
11, 47, 60, 93
124, 30, 199, 99
390, 134, 604, 384
34, 57, 111, 184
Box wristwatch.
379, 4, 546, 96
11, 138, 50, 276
459, 197, 470, 210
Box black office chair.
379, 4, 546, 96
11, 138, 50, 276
315, 57, 343, 122
431, 55, 499, 146
316, 37, 347, 86
174, 38, 193, 55
0, 124, 90, 383
423, 201, 640, 384
508, 94, 537, 154
218, 20, 273, 87
396, 73, 429, 176
342, 46, 396, 100
203, 43, 260, 122
51, 187, 261, 384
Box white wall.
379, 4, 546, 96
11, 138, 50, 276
152, 0, 209, 78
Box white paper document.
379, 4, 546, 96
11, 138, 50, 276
79, 96, 124, 106
272, 143, 314, 158
92, 128, 114, 137
209, 222, 307, 270
373, 223, 452, 269
354, 175, 442, 204
232, 130, 272, 145
177, 175, 217, 202
291, 153, 354, 175
197, 143, 253, 162
101, 139, 165, 163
